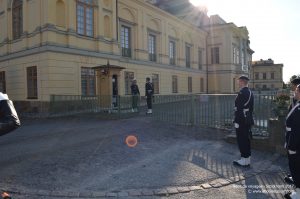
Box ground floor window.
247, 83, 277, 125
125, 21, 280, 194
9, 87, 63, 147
200, 78, 204, 92
81, 67, 95, 96
125, 71, 134, 95
0, 71, 6, 93
27, 66, 38, 99
172, 75, 178, 93
188, 77, 192, 93
152, 74, 159, 94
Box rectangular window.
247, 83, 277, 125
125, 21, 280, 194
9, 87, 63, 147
152, 74, 159, 94
148, 34, 156, 62
233, 47, 236, 64
76, 1, 94, 37
241, 51, 245, 65
172, 75, 178, 93
186, 45, 191, 68
12, 1, 23, 40
263, 73, 267, 80
27, 66, 37, 99
124, 71, 134, 95
200, 78, 204, 92
236, 49, 240, 64
198, 49, 202, 70
81, 67, 95, 96
0, 71, 6, 93
255, 72, 259, 80
271, 72, 275, 79
188, 77, 192, 93
169, 41, 176, 65
211, 47, 219, 64
233, 78, 236, 92
121, 25, 131, 57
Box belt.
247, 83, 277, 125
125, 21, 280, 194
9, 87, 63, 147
234, 107, 249, 111
286, 127, 291, 131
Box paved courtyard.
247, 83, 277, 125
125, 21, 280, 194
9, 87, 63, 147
0, 115, 293, 198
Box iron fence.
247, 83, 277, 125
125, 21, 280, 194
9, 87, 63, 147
43, 93, 278, 135
49, 95, 147, 118
152, 94, 277, 135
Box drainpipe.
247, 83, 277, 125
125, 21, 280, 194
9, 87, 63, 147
116, 0, 118, 42
205, 31, 209, 94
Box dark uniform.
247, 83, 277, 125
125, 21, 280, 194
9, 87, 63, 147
285, 100, 300, 190
0, 96, 21, 136
130, 82, 140, 111
234, 86, 254, 159
145, 80, 153, 112
284, 78, 300, 186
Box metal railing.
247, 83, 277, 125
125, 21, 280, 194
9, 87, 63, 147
152, 94, 276, 135
45, 93, 277, 135
49, 95, 147, 118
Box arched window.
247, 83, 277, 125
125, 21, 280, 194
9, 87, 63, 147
56, 0, 66, 27
76, 0, 94, 37
12, 0, 23, 39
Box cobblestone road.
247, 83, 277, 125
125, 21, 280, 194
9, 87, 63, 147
0, 115, 292, 199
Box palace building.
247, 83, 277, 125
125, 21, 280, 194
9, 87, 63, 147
0, 0, 253, 111
250, 59, 284, 91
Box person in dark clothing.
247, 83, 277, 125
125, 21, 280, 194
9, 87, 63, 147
0, 92, 21, 136
145, 77, 153, 114
130, 79, 140, 112
233, 76, 254, 167
284, 84, 300, 199
285, 78, 300, 185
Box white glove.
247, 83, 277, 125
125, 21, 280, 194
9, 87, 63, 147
288, 150, 297, 155
0, 92, 9, 100
234, 123, 239, 129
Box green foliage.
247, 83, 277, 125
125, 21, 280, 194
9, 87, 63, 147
275, 93, 290, 107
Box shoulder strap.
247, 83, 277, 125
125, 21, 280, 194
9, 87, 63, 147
286, 102, 300, 120
244, 89, 252, 107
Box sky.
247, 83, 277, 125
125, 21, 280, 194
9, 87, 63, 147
189, 0, 300, 83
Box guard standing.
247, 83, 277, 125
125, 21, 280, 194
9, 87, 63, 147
284, 84, 300, 199
233, 76, 254, 167
285, 78, 300, 185
130, 79, 140, 112
0, 92, 21, 136
145, 77, 153, 114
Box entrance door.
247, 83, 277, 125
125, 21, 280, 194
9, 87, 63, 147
112, 75, 118, 107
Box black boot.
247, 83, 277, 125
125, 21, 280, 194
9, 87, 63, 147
284, 174, 295, 185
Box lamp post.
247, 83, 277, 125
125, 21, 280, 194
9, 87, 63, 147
101, 60, 110, 76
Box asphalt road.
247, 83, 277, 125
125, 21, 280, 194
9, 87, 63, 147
0, 115, 292, 199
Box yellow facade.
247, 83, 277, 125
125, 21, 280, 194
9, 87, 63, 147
0, 0, 253, 107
